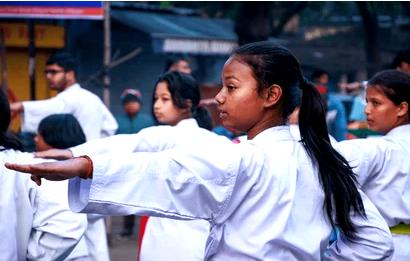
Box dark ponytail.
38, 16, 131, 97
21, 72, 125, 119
298, 77, 366, 238
233, 41, 365, 239
0, 90, 23, 151
193, 106, 213, 131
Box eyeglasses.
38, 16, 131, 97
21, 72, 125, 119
44, 69, 65, 75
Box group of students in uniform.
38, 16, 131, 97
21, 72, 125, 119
2, 41, 410, 260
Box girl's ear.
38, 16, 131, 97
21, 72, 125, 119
264, 84, 282, 108
397, 101, 409, 117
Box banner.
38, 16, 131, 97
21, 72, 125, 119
0, 1, 103, 20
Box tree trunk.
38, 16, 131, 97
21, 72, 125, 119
357, 2, 381, 77
234, 2, 273, 45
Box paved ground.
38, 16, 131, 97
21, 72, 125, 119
108, 216, 139, 261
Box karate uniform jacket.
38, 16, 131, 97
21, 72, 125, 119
0, 149, 87, 261
21, 83, 115, 260
72, 119, 210, 260
337, 124, 410, 260
68, 123, 393, 260
22, 83, 118, 141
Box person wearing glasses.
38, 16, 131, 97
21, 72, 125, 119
9, 51, 115, 261
10, 51, 118, 141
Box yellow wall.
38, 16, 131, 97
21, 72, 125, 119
0, 23, 64, 132
1, 48, 58, 131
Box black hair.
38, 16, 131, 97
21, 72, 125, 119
232, 41, 365, 239
391, 49, 410, 69
121, 94, 142, 106
152, 71, 213, 130
38, 114, 86, 149
46, 50, 78, 75
368, 69, 410, 109
164, 55, 190, 72
0, 90, 23, 151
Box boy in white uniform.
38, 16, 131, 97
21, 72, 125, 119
10, 51, 114, 261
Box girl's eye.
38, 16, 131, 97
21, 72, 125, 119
227, 85, 235, 91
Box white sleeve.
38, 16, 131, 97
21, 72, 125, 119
70, 126, 178, 157
70, 134, 143, 157
99, 104, 118, 138
324, 191, 393, 260
336, 138, 410, 226
7, 153, 87, 261
28, 179, 87, 261
68, 145, 244, 220
22, 98, 67, 133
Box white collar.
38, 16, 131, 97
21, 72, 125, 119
386, 124, 410, 138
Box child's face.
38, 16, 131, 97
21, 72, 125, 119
215, 57, 267, 137
153, 81, 187, 126
365, 86, 401, 134
34, 134, 53, 152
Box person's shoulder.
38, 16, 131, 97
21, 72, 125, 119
115, 114, 128, 121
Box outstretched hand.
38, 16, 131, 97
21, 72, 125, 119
5, 157, 91, 186
34, 148, 74, 160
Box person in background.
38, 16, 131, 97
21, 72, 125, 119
336, 69, 410, 261
10, 50, 118, 141
115, 89, 155, 238
165, 55, 192, 74
392, 49, 410, 74
311, 69, 348, 141
35, 113, 90, 261
0, 90, 87, 261
36, 113, 110, 261
116, 89, 155, 137
9, 51, 114, 260
10, 42, 394, 260
36, 114, 86, 151
342, 49, 410, 137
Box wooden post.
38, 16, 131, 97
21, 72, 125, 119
103, 1, 111, 108
28, 20, 36, 100
0, 27, 8, 93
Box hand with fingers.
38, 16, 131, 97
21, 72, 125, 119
34, 148, 74, 160
5, 156, 93, 186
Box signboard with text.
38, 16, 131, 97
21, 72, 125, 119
0, 1, 103, 20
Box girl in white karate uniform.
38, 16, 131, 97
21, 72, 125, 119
336, 69, 410, 261
0, 90, 87, 261
7, 42, 394, 260
135, 72, 213, 260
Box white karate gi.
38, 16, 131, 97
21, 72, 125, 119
337, 124, 410, 261
68, 125, 393, 260
21, 83, 115, 261
71, 119, 210, 261
22, 83, 118, 141
0, 149, 87, 261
